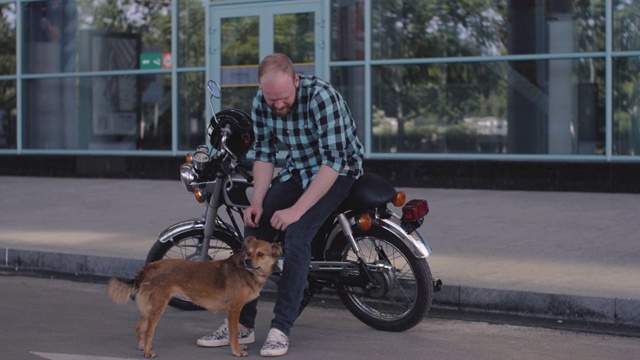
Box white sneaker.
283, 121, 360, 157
260, 328, 289, 357
197, 319, 255, 347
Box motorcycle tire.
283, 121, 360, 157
145, 228, 242, 311
330, 225, 434, 332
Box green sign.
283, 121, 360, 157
140, 53, 162, 69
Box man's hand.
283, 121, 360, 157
244, 204, 263, 228
270, 207, 301, 231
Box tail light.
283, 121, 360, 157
402, 199, 429, 221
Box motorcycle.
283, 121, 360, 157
146, 80, 441, 332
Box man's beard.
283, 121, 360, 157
272, 103, 294, 118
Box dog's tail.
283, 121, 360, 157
108, 277, 136, 304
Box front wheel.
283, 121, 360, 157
146, 228, 241, 310
331, 226, 434, 332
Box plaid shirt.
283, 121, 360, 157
251, 75, 363, 189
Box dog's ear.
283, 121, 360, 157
244, 236, 256, 248
271, 243, 283, 258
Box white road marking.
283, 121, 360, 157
30, 352, 136, 360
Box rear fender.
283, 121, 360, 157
378, 218, 431, 258
324, 216, 431, 259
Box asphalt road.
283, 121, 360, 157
2, 273, 639, 360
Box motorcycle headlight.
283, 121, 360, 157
180, 163, 197, 192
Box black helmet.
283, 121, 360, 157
207, 109, 255, 160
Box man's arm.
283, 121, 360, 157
269, 164, 339, 231
291, 165, 339, 215
244, 160, 275, 227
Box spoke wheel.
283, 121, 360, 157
333, 226, 433, 332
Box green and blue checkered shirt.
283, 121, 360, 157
251, 75, 363, 189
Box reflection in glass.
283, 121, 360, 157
179, 72, 206, 150
331, 0, 364, 61
0, 3, 16, 75
138, 74, 172, 150
22, 0, 171, 74
23, 0, 77, 74
331, 66, 365, 142
218, 15, 260, 145
79, 0, 172, 63
221, 16, 259, 66
613, 57, 640, 155
221, 86, 258, 115
371, 59, 604, 155
179, 0, 205, 68
613, 0, 640, 52
371, 0, 604, 59
0, 80, 16, 149
78, 30, 140, 72
23, 74, 171, 150
23, 75, 79, 149
274, 12, 314, 64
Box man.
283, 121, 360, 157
197, 53, 364, 356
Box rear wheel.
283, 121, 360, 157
332, 226, 434, 332
146, 229, 241, 310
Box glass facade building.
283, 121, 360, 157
0, 0, 638, 190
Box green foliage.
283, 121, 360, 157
610, 0, 640, 154
0, 4, 17, 148
0, 4, 16, 76
221, 16, 259, 66
77, 0, 171, 52
370, 0, 510, 152
274, 13, 314, 63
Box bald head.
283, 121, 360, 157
258, 53, 296, 82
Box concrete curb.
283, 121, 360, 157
3, 247, 639, 327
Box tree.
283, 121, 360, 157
370, 0, 506, 152
611, 0, 640, 154
0, 3, 16, 148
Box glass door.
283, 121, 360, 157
209, 1, 325, 114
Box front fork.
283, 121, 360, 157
199, 175, 225, 261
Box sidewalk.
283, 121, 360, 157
1, 176, 639, 326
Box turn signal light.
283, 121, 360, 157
392, 191, 406, 207
194, 188, 206, 203
402, 199, 429, 221
357, 213, 372, 231
185, 153, 193, 164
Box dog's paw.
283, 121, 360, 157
232, 347, 249, 357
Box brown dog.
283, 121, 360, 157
108, 236, 282, 358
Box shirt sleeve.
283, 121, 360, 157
310, 88, 350, 173
251, 94, 278, 163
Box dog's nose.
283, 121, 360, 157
244, 259, 253, 269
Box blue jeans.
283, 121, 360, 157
239, 172, 355, 336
